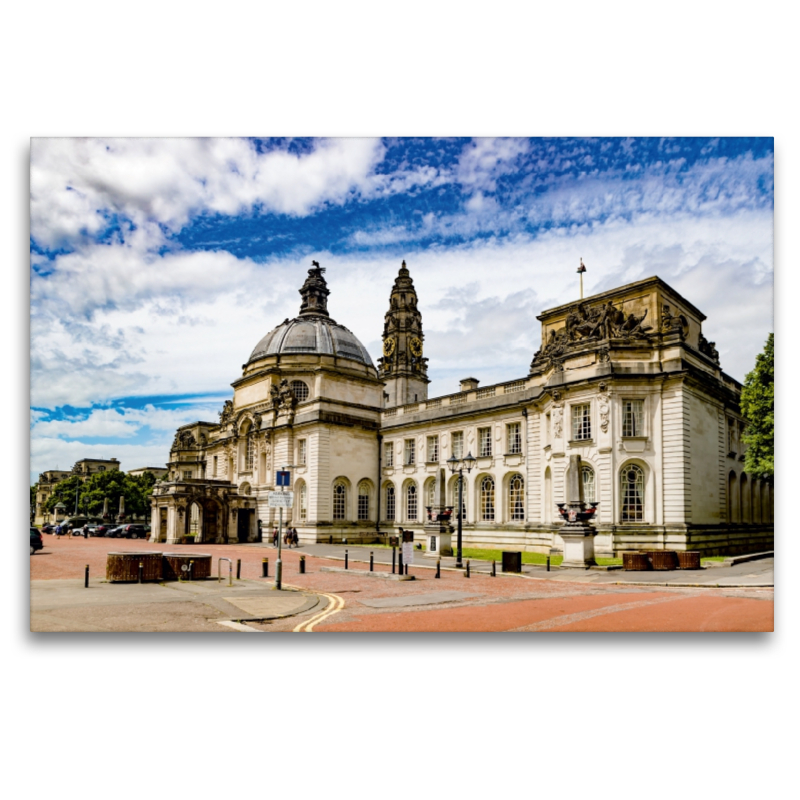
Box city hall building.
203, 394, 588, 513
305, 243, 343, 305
152, 261, 773, 555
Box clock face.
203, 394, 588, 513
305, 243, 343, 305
383, 337, 396, 357
410, 337, 423, 358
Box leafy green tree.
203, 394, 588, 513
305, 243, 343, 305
43, 475, 85, 516
741, 332, 774, 482
43, 470, 160, 519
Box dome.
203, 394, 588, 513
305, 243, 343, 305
247, 316, 375, 368
246, 262, 375, 369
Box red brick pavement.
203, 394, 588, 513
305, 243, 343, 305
30, 535, 774, 632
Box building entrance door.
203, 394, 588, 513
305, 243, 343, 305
237, 509, 252, 543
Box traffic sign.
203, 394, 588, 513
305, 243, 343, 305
276, 470, 291, 487
268, 491, 294, 508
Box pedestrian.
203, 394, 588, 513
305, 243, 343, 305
292, 528, 299, 547
273, 527, 278, 547
82, 524, 89, 539
55, 523, 61, 538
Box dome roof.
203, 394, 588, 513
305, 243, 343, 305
247, 316, 375, 368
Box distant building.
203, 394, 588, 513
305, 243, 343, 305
128, 467, 168, 480
32, 458, 120, 526
154, 263, 773, 555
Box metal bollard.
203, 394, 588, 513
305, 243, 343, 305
465, 560, 470, 578
398, 551, 403, 576
84, 564, 89, 588
491, 560, 496, 577
299, 555, 306, 574
345, 549, 348, 570
262, 558, 269, 578
329, 535, 333, 544
392, 546, 396, 574
189, 560, 194, 581
404, 563, 408, 576
236, 559, 241, 580
546, 556, 550, 572
435, 559, 440, 579
370, 551, 374, 572
138, 562, 144, 584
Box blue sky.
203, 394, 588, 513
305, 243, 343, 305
29, 137, 774, 483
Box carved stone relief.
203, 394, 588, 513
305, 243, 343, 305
598, 393, 610, 433
552, 403, 564, 438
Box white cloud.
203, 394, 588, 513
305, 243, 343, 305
456, 137, 530, 192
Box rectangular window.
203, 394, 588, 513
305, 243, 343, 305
622, 400, 644, 437
507, 422, 522, 454
427, 435, 439, 462
571, 404, 592, 441
358, 491, 369, 521
246, 435, 254, 470
298, 439, 307, 466
404, 439, 415, 465
384, 442, 394, 467
479, 427, 492, 457
385, 486, 396, 521
452, 431, 464, 460
182, 470, 193, 480
299, 484, 307, 520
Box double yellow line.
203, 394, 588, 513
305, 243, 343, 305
293, 591, 344, 632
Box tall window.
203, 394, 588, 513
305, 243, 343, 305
727, 419, 736, 453
404, 439, 415, 465
507, 422, 522, 454
427, 435, 439, 462
357, 481, 370, 521
246, 434, 254, 470
480, 476, 495, 520
452, 431, 464, 459
479, 427, 492, 457
622, 400, 644, 437
290, 380, 310, 402
384, 442, 394, 468
333, 481, 347, 520
189, 504, 200, 535
582, 466, 596, 503
298, 439, 307, 465
620, 465, 644, 522
509, 474, 524, 521
385, 484, 396, 521
572, 404, 592, 440
299, 483, 307, 521
425, 480, 436, 510
183, 470, 193, 480
406, 483, 418, 521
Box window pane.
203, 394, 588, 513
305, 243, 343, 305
452, 431, 464, 460
509, 474, 524, 520
358, 482, 370, 521
427, 436, 439, 462
479, 428, 492, 457
290, 380, 309, 402
620, 466, 644, 522
385, 485, 395, 521
507, 422, 522, 454
406, 484, 417, 521
384, 442, 394, 467
571, 404, 591, 440
333, 482, 346, 520
481, 476, 495, 520
582, 467, 595, 503
405, 440, 415, 465
623, 400, 644, 437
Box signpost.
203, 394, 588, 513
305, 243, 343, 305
271, 468, 295, 590
402, 530, 414, 571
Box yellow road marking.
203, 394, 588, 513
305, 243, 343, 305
293, 591, 344, 632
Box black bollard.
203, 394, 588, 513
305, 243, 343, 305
435, 559, 440, 579
404, 563, 408, 576
138, 562, 144, 584
345, 549, 348, 570
262, 558, 269, 578
299, 555, 306, 574
398, 550, 403, 576
546, 556, 550, 572
370, 551, 374, 572
465, 560, 470, 578
329, 535, 333, 544
491, 560, 496, 577
392, 546, 396, 574
236, 559, 241, 580
84, 564, 89, 588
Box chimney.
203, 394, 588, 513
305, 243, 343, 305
460, 377, 480, 392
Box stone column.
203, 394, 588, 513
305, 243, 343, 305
559, 454, 598, 568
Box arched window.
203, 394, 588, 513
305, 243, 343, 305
620, 465, 645, 522
290, 380, 310, 403
333, 480, 347, 520
509, 474, 525, 521
245, 433, 254, 470
425, 479, 436, 511
385, 484, 396, 522
357, 480, 371, 521
480, 476, 495, 521
189, 503, 200, 536
406, 483, 418, 522
298, 482, 307, 521
582, 466, 596, 503
449, 476, 466, 519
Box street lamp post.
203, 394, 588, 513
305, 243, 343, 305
275, 464, 298, 591
447, 451, 476, 569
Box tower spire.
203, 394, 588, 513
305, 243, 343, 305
298, 260, 331, 318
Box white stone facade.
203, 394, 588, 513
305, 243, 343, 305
154, 266, 773, 555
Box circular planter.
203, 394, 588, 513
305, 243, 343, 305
106, 552, 163, 582
623, 552, 651, 571
677, 551, 701, 570
647, 550, 679, 571
162, 553, 212, 581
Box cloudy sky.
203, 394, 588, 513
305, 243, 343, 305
29, 137, 773, 483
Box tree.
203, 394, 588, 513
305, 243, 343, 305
43, 470, 160, 519
741, 332, 774, 483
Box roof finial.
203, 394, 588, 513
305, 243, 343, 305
577, 258, 586, 299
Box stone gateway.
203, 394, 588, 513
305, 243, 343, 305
152, 262, 773, 556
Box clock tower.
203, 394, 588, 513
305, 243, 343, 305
378, 260, 430, 407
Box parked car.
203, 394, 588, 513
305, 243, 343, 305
93, 524, 116, 537
121, 524, 147, 539
41, 524, 54, 534
30, 527, 43, 555
105, 526, 125, 538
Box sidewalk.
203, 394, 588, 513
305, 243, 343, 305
246, 542, 774, 588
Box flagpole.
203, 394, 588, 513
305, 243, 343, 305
578, 258, 586, 299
